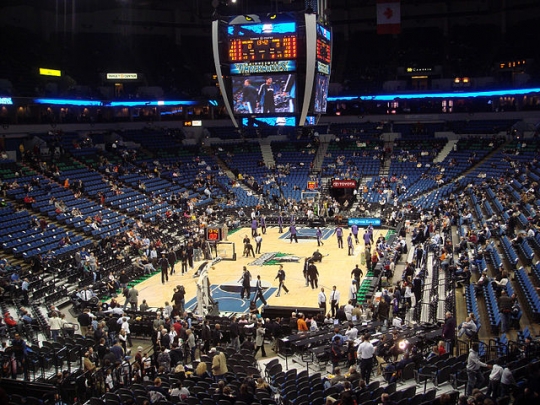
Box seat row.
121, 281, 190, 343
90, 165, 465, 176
514, 267, 540, 321
499, 236, 519, 268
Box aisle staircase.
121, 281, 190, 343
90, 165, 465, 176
259, 139, 276, 169
433, 140, 458, 163
311, 141, 329, 173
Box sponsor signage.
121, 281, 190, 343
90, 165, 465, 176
230, 60, 296, 75
39, 68, 61, 77
317, 61, 330, 75
184, 120, 202, 127
106, 73, 138, 80
0, 97, 13, 105
331, 179, 357, 189
348, 218, 381, 227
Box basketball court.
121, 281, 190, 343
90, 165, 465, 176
132, 225, 389, 315
278, 226, 334, 241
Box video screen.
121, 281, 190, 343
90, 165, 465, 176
313, 73, 329, 114
305, 116, 316, 126
316, 24, 332, 64
227, 22, 296, 37
241, 116, 296, 127
231, 74, 296, 115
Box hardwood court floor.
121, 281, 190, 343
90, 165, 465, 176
133, 226, 388, 314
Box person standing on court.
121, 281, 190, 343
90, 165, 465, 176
254, 275, 267, 305
239, 267, 252, 300
168, 249, 176, 275
363, 228, 372, 248
307, 260, 319, 289
330, 286, 340, 317
289, 224, 298, 243
351, 223, 359, 244
260, 215, 267, 235
348, 280, 358, 305
318, 287, 327, 315
251, 217, 258, 237
127, 285, 139, 310
245, 239, 256, 258
159, 252, 169, 284
351, 264, 364, 284
334, 226, 344, 248
347, 233, 354, 256
303, 257, 310, 287
274, 265, 289, 297
179, 248, 188, 275
357, 333, 375, 384
278, 213, 284, 233
365, 246, 372, 272
172, 285, 186, 314
255, 233, 263, 254
316, 227, 324, 246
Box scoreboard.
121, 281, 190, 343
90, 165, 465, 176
228, 22, 297, 62
229, 36, 297, 62
316, 24, 332, 64
205, 224, 228, 241
313, 23, 332, 114
212, 13, 332, 127
316, 40, 331, 65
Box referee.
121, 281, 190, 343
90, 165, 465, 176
357, 333, 375, 384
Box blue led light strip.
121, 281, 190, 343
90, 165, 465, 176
328, 87, 540, 102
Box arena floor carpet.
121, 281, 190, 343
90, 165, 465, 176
185, 283, 277, 314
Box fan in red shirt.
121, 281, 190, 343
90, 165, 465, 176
4, 312, 17, 327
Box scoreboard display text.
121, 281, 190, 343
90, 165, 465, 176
316, 24, 332, 65
206, 227, 223, 241
228, 22, 297, 63
316, 40, 331, 64
229, 36, 297, 62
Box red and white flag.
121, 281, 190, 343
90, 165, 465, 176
377, 0, 401, 35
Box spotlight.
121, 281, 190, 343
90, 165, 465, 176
398, 339, 409, 350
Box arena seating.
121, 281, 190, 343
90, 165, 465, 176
515, 267, 540, 321
499, 236, 519, 268
1, 124, 540, 405
482, 281, 501, 333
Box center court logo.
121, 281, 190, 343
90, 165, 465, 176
249, 252, 301, 266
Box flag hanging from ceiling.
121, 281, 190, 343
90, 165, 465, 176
377, 0, 401, 35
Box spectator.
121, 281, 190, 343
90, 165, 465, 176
254, 322, 267, 358
211, 348, 228, 381
148, 377, 169, 403
4, 312, 17, 328
466, 342, 492, 396
169, 381, 190, 401
236, 383, 255, 405
498, 290, 513, 333
458, 316, 478, 339
11, 333, 28, 380
442, 311, 456, 353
